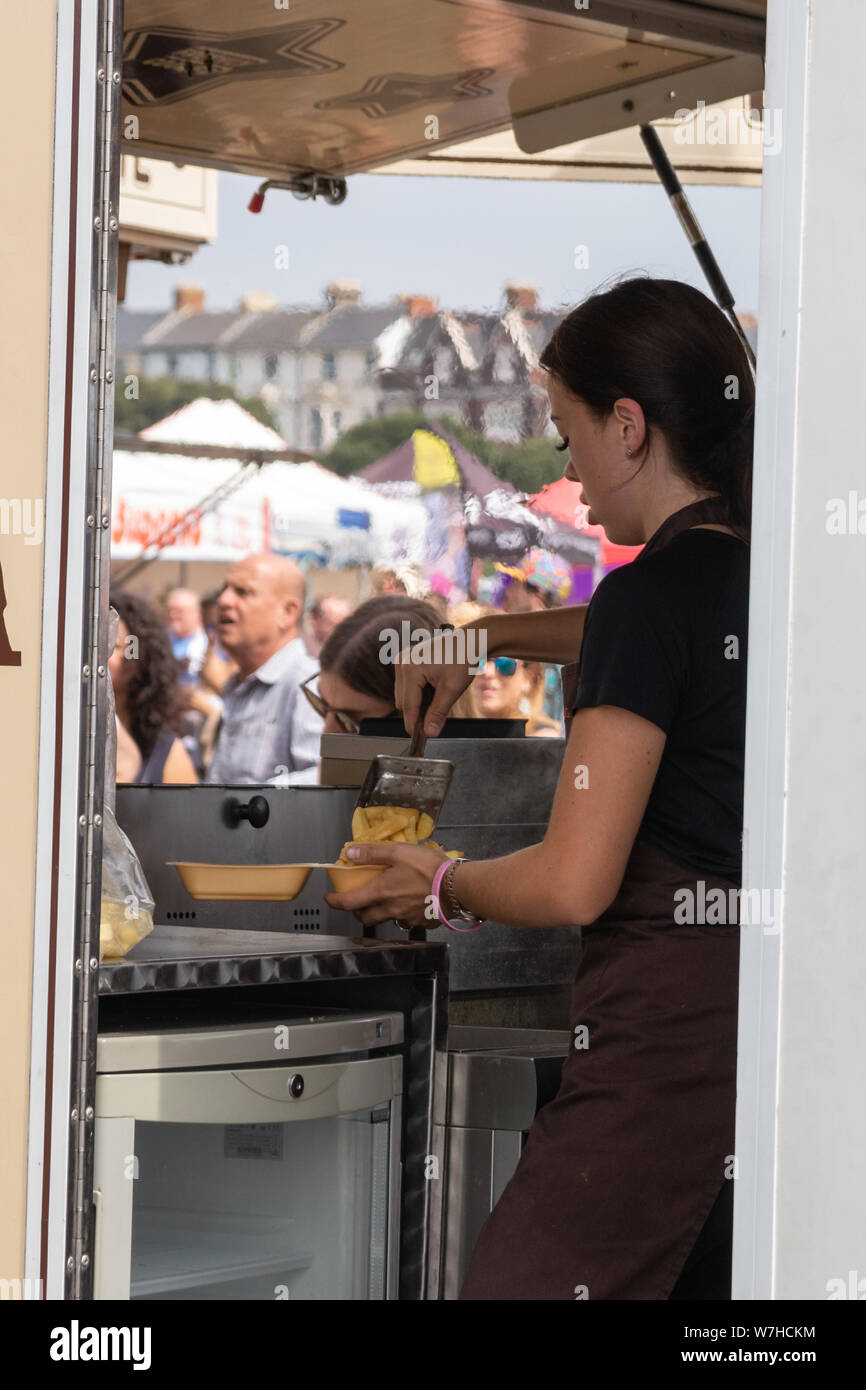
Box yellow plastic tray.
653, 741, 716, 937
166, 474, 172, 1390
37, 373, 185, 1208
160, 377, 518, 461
325, 864, 388, 892
168, 862, 325, 902
168, 861, 390, 901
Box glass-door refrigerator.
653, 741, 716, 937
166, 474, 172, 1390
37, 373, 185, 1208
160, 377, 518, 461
93, 1008, 403, 1300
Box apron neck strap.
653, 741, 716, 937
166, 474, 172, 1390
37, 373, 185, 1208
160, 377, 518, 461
640, 497, 749, 559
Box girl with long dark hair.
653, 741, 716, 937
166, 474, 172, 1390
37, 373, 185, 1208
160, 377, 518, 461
324, 276, 754, 1299
109, 590, 198, 784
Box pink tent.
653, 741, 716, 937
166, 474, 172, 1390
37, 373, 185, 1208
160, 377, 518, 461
527, 476, 643, 568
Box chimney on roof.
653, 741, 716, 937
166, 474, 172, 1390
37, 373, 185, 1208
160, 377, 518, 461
174, 283, 205, 312
325, 280, 362, 309
504, 282, 538, 312
396, 293, 437, 319
241, 290, 277, 313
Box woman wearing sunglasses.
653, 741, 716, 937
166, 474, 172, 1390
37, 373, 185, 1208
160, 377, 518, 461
474, 656, 561, 737
324, 275, 753, 1302
300, 594, 475, 735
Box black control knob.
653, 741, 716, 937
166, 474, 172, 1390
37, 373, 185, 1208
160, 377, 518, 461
224, 795, 270, 829
288, 1074, 304, 1098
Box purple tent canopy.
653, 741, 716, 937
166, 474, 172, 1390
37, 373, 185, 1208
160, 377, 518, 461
359, 424, 548, 561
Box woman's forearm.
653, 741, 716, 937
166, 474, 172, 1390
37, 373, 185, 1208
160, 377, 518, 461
449, 843, 583, 928
463, 605, 587, 666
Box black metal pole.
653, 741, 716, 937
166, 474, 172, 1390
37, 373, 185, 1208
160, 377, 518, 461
639, 123, 756, 372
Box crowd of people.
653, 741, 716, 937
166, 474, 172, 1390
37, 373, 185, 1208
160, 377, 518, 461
109, 549, 572, 786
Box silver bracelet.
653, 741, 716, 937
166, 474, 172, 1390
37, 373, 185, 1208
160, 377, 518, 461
444, 859, 485, 925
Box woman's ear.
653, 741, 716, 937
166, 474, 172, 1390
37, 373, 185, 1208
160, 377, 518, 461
613, 397, 648, 454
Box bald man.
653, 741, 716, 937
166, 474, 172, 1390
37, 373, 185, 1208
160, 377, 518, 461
205, 554, 323, 786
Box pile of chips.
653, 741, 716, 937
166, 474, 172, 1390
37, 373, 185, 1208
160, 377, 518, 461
338, 805, 463, 864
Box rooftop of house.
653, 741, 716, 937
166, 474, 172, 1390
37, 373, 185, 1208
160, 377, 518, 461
116, 299, 407, 355
115, 308, 165, 349
302, 303, 410, 352
141, 309, 244, 349
117, 286, 758, 366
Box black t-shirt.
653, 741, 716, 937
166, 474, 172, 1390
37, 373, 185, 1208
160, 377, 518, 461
571, 530, 749, 881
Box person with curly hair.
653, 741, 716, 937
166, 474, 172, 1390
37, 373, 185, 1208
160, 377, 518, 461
108, 590, 198, 784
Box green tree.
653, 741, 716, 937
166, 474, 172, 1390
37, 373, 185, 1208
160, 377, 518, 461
479, 436, 564, 494
323, 411, 563, 495
323, 411, 432, 476
114, 376, 279, 435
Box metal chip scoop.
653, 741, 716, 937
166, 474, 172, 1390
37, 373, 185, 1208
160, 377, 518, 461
353, 684, 454, 829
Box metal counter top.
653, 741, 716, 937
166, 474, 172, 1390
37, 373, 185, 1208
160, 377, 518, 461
99, 924, 448, 996
116, 740, 580, 995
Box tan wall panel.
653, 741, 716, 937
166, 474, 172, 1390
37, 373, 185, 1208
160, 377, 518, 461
0, 0, 57, 1279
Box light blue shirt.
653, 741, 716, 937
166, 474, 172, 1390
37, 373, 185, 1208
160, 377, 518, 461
205, 636, 323, 786
171, 627, 209, 684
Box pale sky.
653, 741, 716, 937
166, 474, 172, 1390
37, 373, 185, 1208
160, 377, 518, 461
124, 169, 762, 319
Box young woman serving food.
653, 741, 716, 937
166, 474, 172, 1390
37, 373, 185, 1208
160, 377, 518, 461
323, 276, 753, 1300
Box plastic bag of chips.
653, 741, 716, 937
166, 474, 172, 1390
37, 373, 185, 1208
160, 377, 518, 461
99, 805, 155, 961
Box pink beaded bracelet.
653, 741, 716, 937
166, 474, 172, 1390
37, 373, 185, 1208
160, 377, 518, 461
431, 860, 485, 933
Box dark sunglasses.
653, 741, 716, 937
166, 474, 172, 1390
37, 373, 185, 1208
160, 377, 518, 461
300, 672, 360, 735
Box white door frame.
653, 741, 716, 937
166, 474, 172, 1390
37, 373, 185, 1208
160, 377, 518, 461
735, 0, 866, 1300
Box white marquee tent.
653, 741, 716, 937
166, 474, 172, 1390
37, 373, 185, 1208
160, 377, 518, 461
111, 400, 429, 569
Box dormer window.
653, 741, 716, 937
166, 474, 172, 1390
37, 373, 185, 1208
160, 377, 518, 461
493, 346, 516, 384
432, 346, 454, 382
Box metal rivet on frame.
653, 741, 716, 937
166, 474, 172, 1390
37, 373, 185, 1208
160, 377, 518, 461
94, 217, 101, 230
97, 666, 105, 677
89, 958, 99, 971
90, 368, 98, 383
80, 1255, 90, 1269
82, 665, 91, 676
71, 1108, 79, 1121
86, 515, 95, 527
105, 371, 114, 384
93, 814, 102, 827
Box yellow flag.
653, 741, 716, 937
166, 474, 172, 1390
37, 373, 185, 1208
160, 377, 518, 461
412, 430, 461, 489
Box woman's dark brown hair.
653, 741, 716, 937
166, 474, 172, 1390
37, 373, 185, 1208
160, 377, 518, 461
319, 595, 448, 707
539, 276, 755, 535
110, 589, 185, 758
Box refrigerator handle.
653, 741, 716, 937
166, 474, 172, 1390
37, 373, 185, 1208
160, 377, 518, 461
96, 1056, 402, 1125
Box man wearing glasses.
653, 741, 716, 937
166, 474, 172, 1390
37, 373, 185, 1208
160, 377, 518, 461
205, 553, 324, 786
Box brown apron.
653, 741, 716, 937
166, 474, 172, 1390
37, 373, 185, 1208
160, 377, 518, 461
459, 500, 747, 1301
